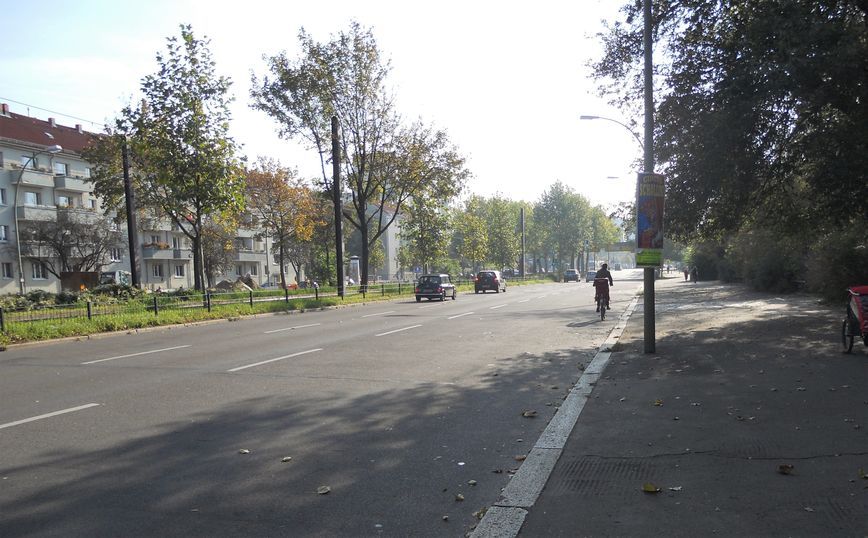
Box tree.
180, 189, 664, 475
452, 196, 489, 273
251, 22, 468, 289
200, 216, 237, 288
245, 158, 320, 288
15, 212, 123, 278
533, 182, 590, 271
86, 25, 245, 291
593, 1, 868, 242
398, 195, 452, 274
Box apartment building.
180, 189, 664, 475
0, 103, 296, 293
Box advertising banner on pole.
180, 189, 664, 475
635, 172, 665, 267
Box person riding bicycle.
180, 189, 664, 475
593, 263, 614, 312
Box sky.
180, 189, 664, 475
0, 0, 643, 208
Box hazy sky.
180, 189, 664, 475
1, 0, 643, 207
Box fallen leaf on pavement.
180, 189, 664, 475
515, 455, 527, 462
668, 486, 683, 492
804, 506, 815, 512
317, 486, 331, 495
281, 456, 292, 462
642, 483, 661, 493
521, 410, 538, 418
778, 464, 795, 475
859, 468, 868, 480
455, 493, 465, 502
654, 399, 664, 407
238, 449, 250, 454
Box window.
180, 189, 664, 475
32, 262, 47, 280
251, 264, 258, 276
84, 167, 92, 178
110, 248, 122, 262
57, 195, 71, 208
174, 264, 185, 277
0, 188, 6, 205
0, 225, 8, 241
236, 265, 243, 276
23, 192, 40, 206
1, 263, 12, 279
20, 156, 34, 169
172, 236, 181, 249
0, 152, 4, 168
150, 235, 160, 244
153, 264, 164, 278
89, 199, 97, 210
53, 162, 68, 176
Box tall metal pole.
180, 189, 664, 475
122, 137, 140, 288
520, 207, 526, 278
331, 116, 345, 298
643, 0, 656, 353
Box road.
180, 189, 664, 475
0, 271, 641, 537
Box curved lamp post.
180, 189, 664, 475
14, 144, 63, 294
579, 115, 644, 151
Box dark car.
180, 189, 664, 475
475, 270, 506, 293
564, 269, 579, 282
415, 274, 456, 302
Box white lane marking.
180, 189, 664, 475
82, 345, 192, 365
518, 299, 530, 303
362, 311, 395, 318
0, 403, 100, 430
228, 348, 323, 372
418, 303, 441, 309
376, 324, 422, 337
448, 312, 474, 320
264, 323, 322, 334
490, 304, 507, 310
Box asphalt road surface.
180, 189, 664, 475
0, 272, 641, 537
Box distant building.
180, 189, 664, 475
0, 103, 300, 293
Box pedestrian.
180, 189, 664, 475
690, 265, 698, 283
683, 266, 689, 281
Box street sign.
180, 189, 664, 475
636, 172, 665, 267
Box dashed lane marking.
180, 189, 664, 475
264, 323, 322, 334
0, 403, 101, 430
228, 348, 323, 372
82, 345, 192, 365
375, 324, 422, 337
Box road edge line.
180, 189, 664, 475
470, 295, 641, 538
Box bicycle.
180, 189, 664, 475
593, 277, 611, 321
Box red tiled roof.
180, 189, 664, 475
0, 108, 99, 155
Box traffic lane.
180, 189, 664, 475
0, 288, 598, 536
0, 291, 519, 424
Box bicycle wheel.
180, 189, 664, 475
842, 319, 854, 353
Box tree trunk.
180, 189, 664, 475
279, 243, 287, 289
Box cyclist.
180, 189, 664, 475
593, 263, 614, 312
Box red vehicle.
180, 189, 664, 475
842, 285, 868, 353
593, 277, 611, 321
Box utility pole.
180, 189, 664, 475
643, 0, 656, 353
331, 116, 345, 298
520, 207, 525, 278
122, 137, 140, 288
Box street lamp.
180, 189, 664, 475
579, 115, 645, 151
580, 112, 658, 353
14, 144, 63, 294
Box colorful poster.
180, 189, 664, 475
636, 173, 665, 267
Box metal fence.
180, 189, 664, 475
0, 276, 546, 334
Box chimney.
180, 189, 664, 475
0, 103, 8, 115
76, 124, 83, 133
49, 117, 56, 128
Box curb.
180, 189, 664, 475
470, 295, 641, 537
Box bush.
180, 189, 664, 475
56, 290, 82, 305
805, 229, 868, 302
727, 230, 805, 293
91, 283, 143, 301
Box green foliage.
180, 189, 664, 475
805, 229, 868, 302
726, 230, 805, 293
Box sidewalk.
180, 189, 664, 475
479, 277, 867, 537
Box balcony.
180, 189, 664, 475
8, 167, 55, 188
173, 248, 192, 259
54, 175, 90, 192
16, 205, 57, 220
236, 249, 266, 262
142, 243, 174, 260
